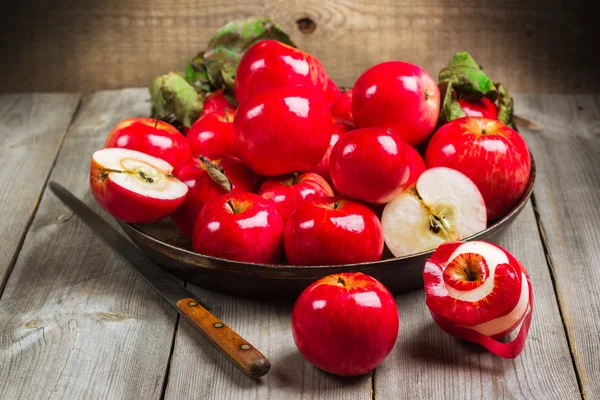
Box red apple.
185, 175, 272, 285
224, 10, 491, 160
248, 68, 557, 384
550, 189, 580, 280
404, 144, 426, 187
352, 61, 440, 146
192, 192, 284, 263
258, 172, 334, 223
90, 148, 188, 223
284, 197, 384, 265
329, 128, 411, 204
424, 241, 533, 359
323, 78, 341, 107
458, 97, 498, 119
171, 154, 256, 236
234, 86, 332, 176
311, 118, 354, 185
330, 90, 353, 124
104, 118, 191, 167
200, 89, 236, 117
425, 117, 531, 221
234, 40, 328, 104
292, 272, 399, 376
186, 109, 237, 157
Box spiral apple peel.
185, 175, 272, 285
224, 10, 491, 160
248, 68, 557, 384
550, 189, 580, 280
424, 241, 533, 359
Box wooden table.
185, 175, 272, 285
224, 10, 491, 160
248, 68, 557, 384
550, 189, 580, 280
0, 90, 598, 399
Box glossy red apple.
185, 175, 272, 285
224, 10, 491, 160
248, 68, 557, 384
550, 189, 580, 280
311, 118, 354, 185
458, 97, 498, 119
200, 89, 236, 117
171, 154, 256, 236
323, 78, 341, 107
292, 272, 399, 376
424, 241, 533, 359
234, 86, 332, 176
258, 172, 334, 223
284, 197, 384, 265
425, 117, 531, 221
330, 90, 353, 124
104, 118, 191, 167
234, 40, 328, 104
329, 128, 411, 204
186, 109, 237, 157
192, 192, 284, 263
404, 145, 426, 187
90, 148, 188, 223
352, 61, 440, 146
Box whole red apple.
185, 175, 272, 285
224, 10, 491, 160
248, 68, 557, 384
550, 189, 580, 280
200, 89, 236, 117
186, 109, 236, 157
352, 61, 440, 146
292, 272, 399, 376
171, 154, 256, 236
104, 118, 191, 167
258, 172, 333, 223
404, 144, 426, 187
311, 118, 354, 185
235, 40, 328, 104
329, 128, 411, 204
323, 78, 341, 107
192, 192, 284, 263
458, 97, 498, 119
234, 86, 332, 176
284, 197, 384, 265
425, 117, 531, 221
330, 90, 353, 124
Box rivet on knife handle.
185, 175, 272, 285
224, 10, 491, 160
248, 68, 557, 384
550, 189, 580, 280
177, 298, 271, 378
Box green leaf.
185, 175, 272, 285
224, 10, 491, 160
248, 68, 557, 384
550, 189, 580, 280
149, 73, 204, 128
439, 52, 498, 101
496, 82, 514, 127
438, 81, 466, 125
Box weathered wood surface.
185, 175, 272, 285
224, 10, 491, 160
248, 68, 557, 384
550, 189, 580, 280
1, 1, 598, 93
0, 93, 81, 292
0, 89, 179, 400
515, 93, 600, 400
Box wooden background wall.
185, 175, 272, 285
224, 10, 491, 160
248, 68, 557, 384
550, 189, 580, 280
1, 0, 598, 93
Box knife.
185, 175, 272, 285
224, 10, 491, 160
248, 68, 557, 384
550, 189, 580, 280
48, 181, 271, 378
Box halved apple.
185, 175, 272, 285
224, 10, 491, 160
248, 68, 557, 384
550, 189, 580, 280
90, 148, 188, 223
381, 167, 486, 257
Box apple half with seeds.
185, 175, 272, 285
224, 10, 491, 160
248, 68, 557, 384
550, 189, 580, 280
90, 148, 188, 223
381, 167, 486, 257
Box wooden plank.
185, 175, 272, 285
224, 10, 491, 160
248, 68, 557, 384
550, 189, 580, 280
375, 202, 581, 399
0, 93, 81, 292
0, 89, 178, 400
514, 93, 600, 399
0, 1, 598, 93
164, 287, 372, 399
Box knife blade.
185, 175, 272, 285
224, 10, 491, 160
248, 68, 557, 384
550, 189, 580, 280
48, 181, 271, 378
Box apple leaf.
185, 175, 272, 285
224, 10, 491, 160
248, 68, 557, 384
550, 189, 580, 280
198, 155, 232, 193
496, 82, 514, 127
438, 81, 466, 125
439, 52, 498, 101
150, 73, 204, 129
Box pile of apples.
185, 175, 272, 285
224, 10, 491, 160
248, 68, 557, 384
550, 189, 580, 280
90, 39, 531, 265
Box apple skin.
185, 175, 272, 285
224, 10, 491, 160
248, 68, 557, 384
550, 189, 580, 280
200, 89, 236, 117
329, 128, 411, 204
192, 192, 284, 263
258, 172, 334, 223
292, 272, 399, 376
104, 118, 191, 167
404, 144, 426, 187
311, 118, 354, 185
234, 40, 328, 104
457, 98, 498, 119
186, 109, 237, 157
425, 117, 531, 221
171, 154, 256, 236
330, 91, 353, 124
284, 197, 384, 265
234, 86, 332, 176
323, 78, 341, 107
352, 61, 440, 146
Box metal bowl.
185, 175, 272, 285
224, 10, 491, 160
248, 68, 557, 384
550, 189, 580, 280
119, 154, 535, 300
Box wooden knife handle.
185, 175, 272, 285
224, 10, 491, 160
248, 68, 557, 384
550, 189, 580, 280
176, 298, 271, 378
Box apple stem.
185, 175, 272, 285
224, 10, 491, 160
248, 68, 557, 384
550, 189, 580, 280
226, 199, 236, 213
224, 108, 232, 123
153, 116, 160, 129
337, 277, 346, 287
291, 172, 299, 185
333, 201, 340, 210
